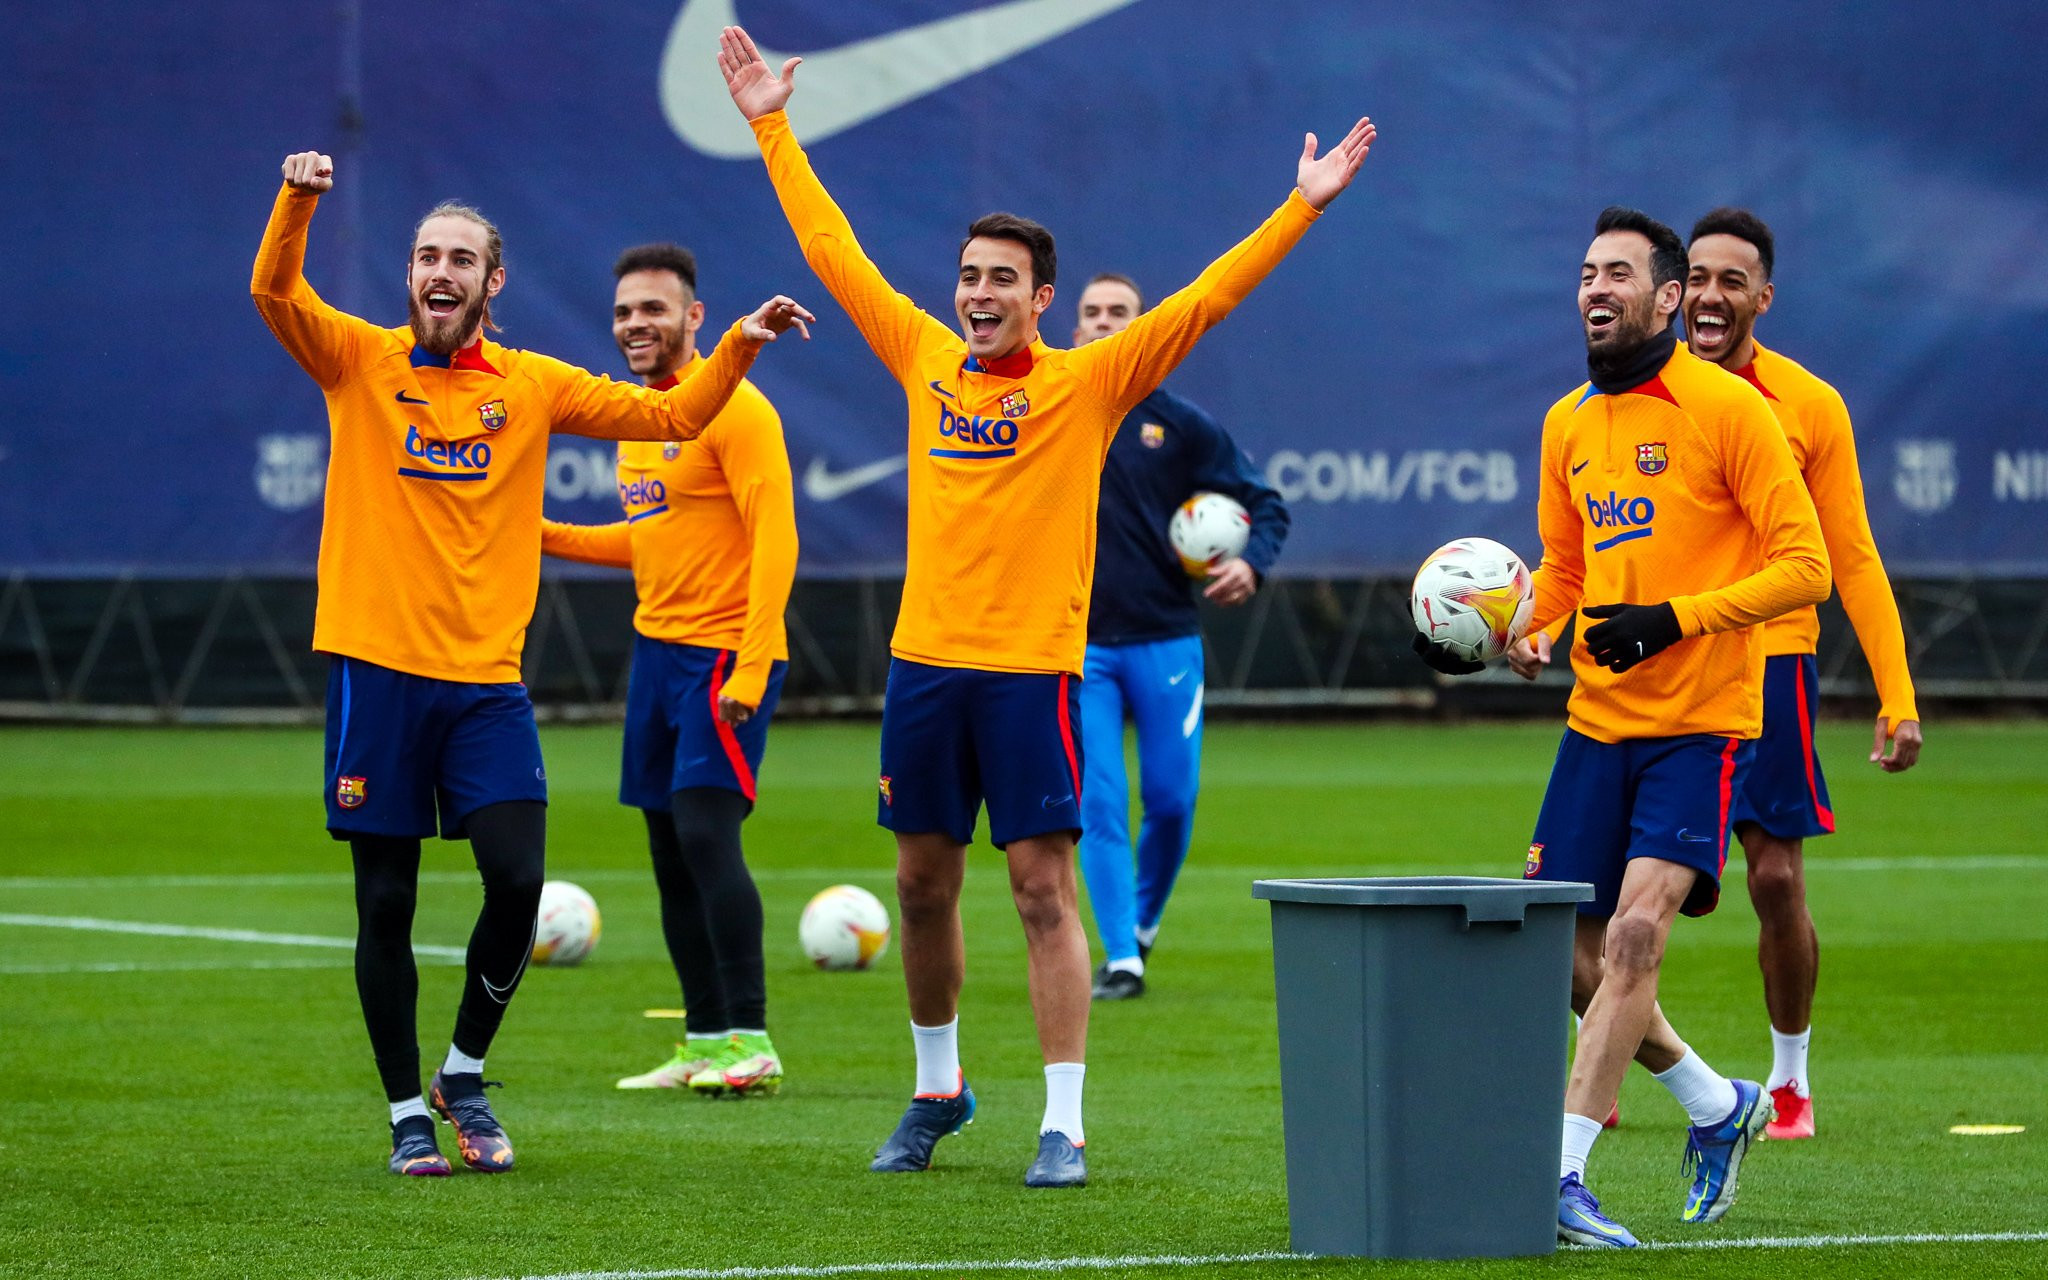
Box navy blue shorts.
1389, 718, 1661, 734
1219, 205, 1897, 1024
877, 658, 1084, 848
323, 655, 548, 840
621, 635, 786, 811
1526, 728, 1752, 918
1729, 653, 1836, 841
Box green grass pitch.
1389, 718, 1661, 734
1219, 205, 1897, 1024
1, 719, 2044, 1279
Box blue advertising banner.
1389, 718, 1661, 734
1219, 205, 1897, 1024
3, 1, 2044, 576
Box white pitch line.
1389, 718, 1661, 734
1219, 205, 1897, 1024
0, 913, 466, 958
467, 1232, 2048, 1280
1, 957, 384, 975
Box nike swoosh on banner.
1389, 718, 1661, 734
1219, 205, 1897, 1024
803, 454, 908, 502
660, 0, 1144, 159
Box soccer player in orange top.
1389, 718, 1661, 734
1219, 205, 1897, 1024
542, 242, 800, 1099
1419, 207, 1829, 1246
1685, 207, 1922, 1140
254, 151, 810, 1176
718, 23, 1374, 1187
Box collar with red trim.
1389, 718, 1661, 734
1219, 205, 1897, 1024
409, 335, 503, 375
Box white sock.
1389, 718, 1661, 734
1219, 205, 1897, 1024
1768, 1026, 1811, 1094
442, 1046, 485, 1076
1042, 1062, 1086, 1144
911, 1019, 961, 1097
1653, 1047, 1740, 1126
1108, 956, 1144, 977
1560, 1112, 1603, 1179
390, 1096, 429, 1125
1135, 924, 1160, 950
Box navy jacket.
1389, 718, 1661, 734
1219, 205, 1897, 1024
1087, 387, 1289, 646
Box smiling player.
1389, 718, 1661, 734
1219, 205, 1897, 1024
718, 25, 1373, 1187
253, 151, 809, 1176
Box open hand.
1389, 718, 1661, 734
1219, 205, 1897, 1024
1871, 716, 1922, 772
718, 25, 800, 120
281, 151, 334, 193
742, 295, 815, 342
1295, 117, 1376, 211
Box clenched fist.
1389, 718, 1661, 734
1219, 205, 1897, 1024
281, 151, 334, 193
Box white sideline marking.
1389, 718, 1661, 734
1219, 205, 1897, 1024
4, 854, 2043, 893
0, 958, 382, 975
0, 912, 465, 958
467, 1232, 2048, 1280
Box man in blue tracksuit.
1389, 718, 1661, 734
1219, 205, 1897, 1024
1072, 273, 1290, 999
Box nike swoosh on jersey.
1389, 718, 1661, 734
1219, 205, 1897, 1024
395, 390, 431, 405
659, 0, 1144, 159
802, 453, 908, 502
1572, 459, 1589, 475
928, 381, 954, 400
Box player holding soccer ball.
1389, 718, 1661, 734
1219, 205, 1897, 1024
1069, 273, 1289, 1000
1417, 208, 1830, 1246
254, 151, 809, 1175
719, 24, 1372, 1186
543, 243, 802, 1099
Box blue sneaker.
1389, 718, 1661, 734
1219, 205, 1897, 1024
869, 1079, 975, 1172
1024, 1130, 1087, 1187
1558, 1172, 1638, 1248
1681, 1078, 1773, 1223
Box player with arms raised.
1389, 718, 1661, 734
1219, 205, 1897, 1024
253, 152, 809, 1176
1419, 208, 1829, 1245
718, 25, 1372, 1186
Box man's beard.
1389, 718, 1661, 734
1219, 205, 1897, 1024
1584, 298, 1659, 379
621, 329, 690, 379
409, 291, 489, 356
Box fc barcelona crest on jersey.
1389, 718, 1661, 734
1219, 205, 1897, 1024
1524, 842, 1543, 877
1140, 422, 1166, 449
663, 442, 681, 461
337, 776, 368, 809
999, 389, 1030, 419
478, 400, 507, 432
1636, 442, 1668, 475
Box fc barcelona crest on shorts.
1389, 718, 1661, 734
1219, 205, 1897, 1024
1636, 442, 1668, 475
1140, 422, 1166, 449
663, 442, 681, 461
478, 400, 507, 432
878, 776, 893, 805
999, 389, 1030, 419
337, 776, 368, 809
1524, 842, 1543, 877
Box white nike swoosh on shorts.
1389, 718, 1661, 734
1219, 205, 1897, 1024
660, 0, 1145, 158
802, 454, 909, 502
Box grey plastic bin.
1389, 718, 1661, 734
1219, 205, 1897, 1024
1252, 875, 1594, 1260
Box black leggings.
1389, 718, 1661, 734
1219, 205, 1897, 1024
645, 787, 765, 1035
349, 800, 546, 1102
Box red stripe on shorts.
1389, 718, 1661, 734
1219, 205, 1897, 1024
708, 650, 756, 803
1793, 663, 1836, 832
1716, 737, 1740, 876
1056, 673, 1081, 801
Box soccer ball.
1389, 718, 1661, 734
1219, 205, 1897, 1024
798, 884, 891, 971
531, 880, 601, 967
1168, 491, 1250, 577
1409, 537, 1535, 664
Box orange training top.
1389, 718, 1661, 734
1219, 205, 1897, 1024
541, 357, 797, 708
252, 183, 760, 683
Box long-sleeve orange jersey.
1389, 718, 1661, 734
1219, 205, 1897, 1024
750, 110, 1319, 675
251, 184, 760, 684
1734, 343, 1918, 727
540, 357, 797, 708
1530, 342, 1831, 743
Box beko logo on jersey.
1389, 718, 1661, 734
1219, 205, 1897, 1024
619, 477, 666, 507
399, 425, 491, 481
1585, 491, 1655, 550
931, 405, 1018, 459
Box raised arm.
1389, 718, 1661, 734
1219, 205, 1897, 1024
251, 152, 380, 388
547, 299, 808, 442
720, 26, 950, 378
540, 517, 633, 568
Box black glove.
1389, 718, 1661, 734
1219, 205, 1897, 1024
1581, 602, 1682, 673
1412, 632, 1485, 676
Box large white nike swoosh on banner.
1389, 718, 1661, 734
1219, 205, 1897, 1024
661, 0, 1144, 158
803, 453, 909, 502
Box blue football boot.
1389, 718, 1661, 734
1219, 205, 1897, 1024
1558, 1172, 1638, 1248
1023, 1130, 1087, 1187
869, 1078, 975, 1172
387, 1114, 451, 1177
1681, 1078, 1772, 1223
429, 1071, 515, 1172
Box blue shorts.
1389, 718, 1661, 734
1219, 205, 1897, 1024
1526, 728, 1752, 918
1729, 653, 1836, 841
621, 635, 786, 811
877, 658, 1084, 849
323, 655, 548, 840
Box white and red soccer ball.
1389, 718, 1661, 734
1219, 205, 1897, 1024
1409, 537, 1535, 664
799, 884, 892, 971
531, 880, 602, 967
1169, 491, 1251, 577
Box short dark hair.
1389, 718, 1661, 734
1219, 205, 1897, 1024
613, 242, 698, 294
962, 212, 1056, 290
1084, 272, 1144, 310
1688, 207, 1775, 281
1594, 206, 1686, 292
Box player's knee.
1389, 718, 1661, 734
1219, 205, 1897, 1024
1571, 951, 1604, 1008
1602, 910, 1666, 978
895, 867, 956, 924
355, 879, 415, 937
1746, 846, 1805, 913
1009, 872, 1070, 937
